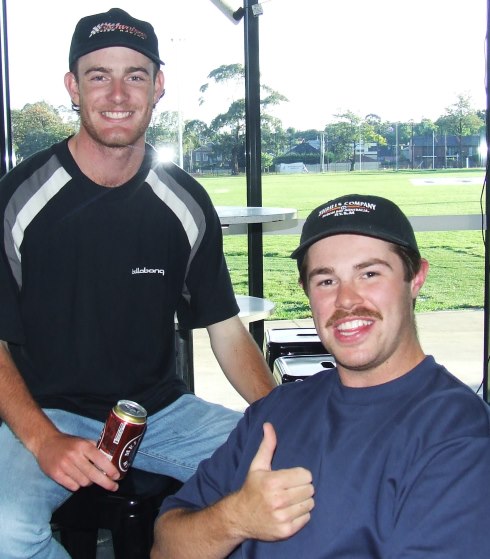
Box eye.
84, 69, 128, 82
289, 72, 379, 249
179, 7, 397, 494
316, 277, 335, 287
128, 73, 148, 83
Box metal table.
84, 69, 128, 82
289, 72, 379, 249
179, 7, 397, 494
216, 206, 297, 226
216, 206, 297, 348
236, 294, 275, 323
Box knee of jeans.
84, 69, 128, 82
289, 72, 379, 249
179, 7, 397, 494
0, 505, 66, 558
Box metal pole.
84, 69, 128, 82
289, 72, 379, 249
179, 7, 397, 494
326, 129, 329, 171
243, 0, 264, 348
0, 0, 13, 177
358, 124, 362, 171
410, 121, 414, 170
320, 132, 325, 172
395, 123, 399, 171
445, 132, 448, 168
178, 110, 184, 169
432, 130, 435, 170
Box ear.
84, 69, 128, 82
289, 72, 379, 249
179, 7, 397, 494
153, 70, 165, 106
64, 72, 80, 106
411, 258, 429, 299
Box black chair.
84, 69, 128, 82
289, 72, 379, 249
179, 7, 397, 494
272, 354, 336, 384
51, 468, 182, 559
264, 327, 329, 370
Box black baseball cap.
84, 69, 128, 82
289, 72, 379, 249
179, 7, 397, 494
69, 8, 165, 71
291, 194, 419, 267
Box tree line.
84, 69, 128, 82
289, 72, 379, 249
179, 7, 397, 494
11, 64, 485, 173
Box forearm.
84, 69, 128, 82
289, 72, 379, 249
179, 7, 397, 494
0, 341, 59, 454
152, 498, 244, 559
226, 347, 277, 404
0, 342, 120, 491
208, 317, 277, 403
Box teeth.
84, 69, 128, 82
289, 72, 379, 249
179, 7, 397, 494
103, 111, 131, 119
337, 319, 372, 331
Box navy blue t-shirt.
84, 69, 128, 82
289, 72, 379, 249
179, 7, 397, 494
160, 356, 490, 558
0, 139, 238, 420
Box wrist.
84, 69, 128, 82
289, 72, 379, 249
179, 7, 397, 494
21, 413, 60, 457
218, 491, 250, 543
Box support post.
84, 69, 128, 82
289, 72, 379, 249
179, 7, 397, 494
483, 0, 490, 404
243, 0, 264, 348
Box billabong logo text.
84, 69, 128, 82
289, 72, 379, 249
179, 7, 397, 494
132, 267, 165, 276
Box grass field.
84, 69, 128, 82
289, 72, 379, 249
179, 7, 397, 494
198, 169, 487, 319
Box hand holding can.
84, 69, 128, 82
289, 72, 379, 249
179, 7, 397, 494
97, 400, 147, 478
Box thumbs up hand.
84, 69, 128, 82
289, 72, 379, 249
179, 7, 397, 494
249, 420, 278, 472
232, 422, 315, 542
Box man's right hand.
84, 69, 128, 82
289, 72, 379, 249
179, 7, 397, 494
152, 422, 315, 559
233, 422, 315, 542
35, 432, 120, 492
0, 344, 119, 492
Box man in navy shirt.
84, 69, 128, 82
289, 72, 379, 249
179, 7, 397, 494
153, 194, 490, 558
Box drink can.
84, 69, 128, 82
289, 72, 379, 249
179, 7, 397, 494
97, 399, 147, 478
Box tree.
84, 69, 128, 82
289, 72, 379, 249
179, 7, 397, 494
327, 112, 386, 171
183, 119, 211, 172
199, 63, 287, 174
12, 102, 77, 161
198, 63, 245, 104
210, 99, 246, 175
261, 115, 290, 164
261, 152, 274, 173
436, 94, 484, 167
147, 111, 180, 149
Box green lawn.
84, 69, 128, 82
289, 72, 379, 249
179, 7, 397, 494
198, 169, 486, 319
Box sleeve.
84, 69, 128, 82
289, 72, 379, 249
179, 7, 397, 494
0, 184, 24, 343
158, 404, 263, 516
176, 180, 239, 330
383, 392, 490, 558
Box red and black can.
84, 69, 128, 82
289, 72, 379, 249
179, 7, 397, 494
97, 400, 147, 478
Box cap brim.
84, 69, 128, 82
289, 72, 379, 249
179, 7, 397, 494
291, 229, 419, 261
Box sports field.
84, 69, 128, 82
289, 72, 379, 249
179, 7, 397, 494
199, 169, 486, 319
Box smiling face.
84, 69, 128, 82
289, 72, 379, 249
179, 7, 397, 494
304, 234, 428, 387
65, 46, 164, 150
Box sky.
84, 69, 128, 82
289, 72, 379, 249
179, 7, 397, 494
5, 0, 487, 131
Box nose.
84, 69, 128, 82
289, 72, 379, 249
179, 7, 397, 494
108, 79, 129, 103
335, 281, 363, 310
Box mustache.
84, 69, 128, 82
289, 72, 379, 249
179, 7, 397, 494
326, 308, 383, 328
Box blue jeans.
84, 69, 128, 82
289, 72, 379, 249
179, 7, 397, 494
0, 394, 241, 558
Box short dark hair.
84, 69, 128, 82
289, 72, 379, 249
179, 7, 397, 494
391, 244, 422, 282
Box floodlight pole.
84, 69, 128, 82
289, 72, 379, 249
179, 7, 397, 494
243, 0, 265, 348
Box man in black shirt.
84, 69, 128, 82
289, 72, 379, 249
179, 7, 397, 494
0, 8, 275, 557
